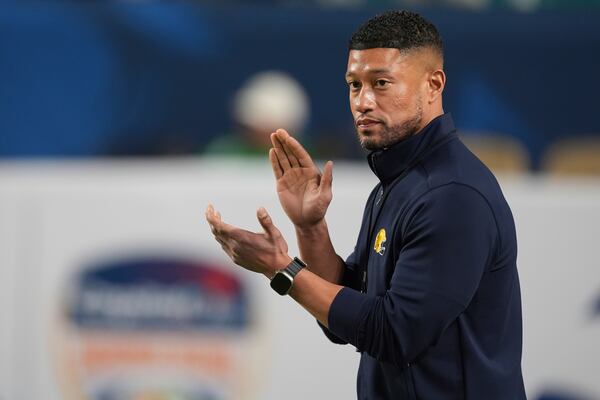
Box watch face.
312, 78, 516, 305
270, 272, 293, 296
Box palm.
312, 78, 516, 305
269, 130, 333, 228
205, 204, 291, 277
277, 165, 324, 226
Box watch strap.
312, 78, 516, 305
284, 257, 307, 278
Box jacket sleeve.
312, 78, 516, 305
317, 250, 361, 344
316, 185, 380, 345
325, 184, 498, 365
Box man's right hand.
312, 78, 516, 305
269, 129, 333, 229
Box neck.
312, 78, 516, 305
416, 103, 444, 134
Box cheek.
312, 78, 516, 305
388, 83, 412, 110
349, 93, 357, 113
392, 95, 410, 109
391, 82, 423, 111
388, 91, 415, 114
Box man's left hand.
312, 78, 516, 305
205, 204, 292, 278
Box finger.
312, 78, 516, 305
278, 135, 300, 168
205, 204, 217, 226
283, 136, 316, 169
320, 161, 334, 191
207, 218, 225, 246
256, 207, 281, 238
272, 128, 290, 144
210, 224, 224, 239
212, 232, 223, 244
273, 147, 291, 171
269, 148, 283, 179
270, 129, 285, 148
205, 205, 232, 236
215, 218, 238, 236
275, 131, 300, 168
272, 135, 292, 171
215, 236, 228, 249
205, 204, 219, 226
274, 129, 302, 169
272, 131, 291, 165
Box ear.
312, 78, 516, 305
428, 69, 446, 104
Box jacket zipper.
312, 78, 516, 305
361, 186, 384, 293
359, 131, 458, 295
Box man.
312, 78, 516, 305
206, 10, 526, 399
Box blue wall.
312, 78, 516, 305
1, 3, 599, 165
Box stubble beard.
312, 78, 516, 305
357, 97, 424, 152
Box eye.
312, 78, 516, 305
374, 79, 390, 88
347, 81, 361, 91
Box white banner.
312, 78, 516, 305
0, 159, 599, 400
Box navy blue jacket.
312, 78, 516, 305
320, 114, 526, 399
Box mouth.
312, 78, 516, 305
356, 117, 382, 131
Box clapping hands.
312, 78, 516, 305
269, 129, 334, 229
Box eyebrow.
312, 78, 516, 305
367, 68, 392, 74
346, 68, 393, 78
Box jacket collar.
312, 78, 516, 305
367, 113, 456, 184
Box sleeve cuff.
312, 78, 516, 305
328, 287, 374, 346
316, 320, 348, 344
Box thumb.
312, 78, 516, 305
257, 207, 280, 237
320, 161, 334, 194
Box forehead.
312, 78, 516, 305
346, 48, 405, 75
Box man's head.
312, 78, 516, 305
346, 11, 446, 151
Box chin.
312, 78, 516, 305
360, 139, 383, 152
356, 128, 386, 151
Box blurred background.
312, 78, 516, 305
0, 1, 599, 400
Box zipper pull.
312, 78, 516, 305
376, 187, 384, 205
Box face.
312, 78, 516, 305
346, 48, 431, 151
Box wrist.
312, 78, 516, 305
264, 255, 293, 280
269, 256, 307, 296
295, 219, 328, 237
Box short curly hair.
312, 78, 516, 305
349, 10, 443, 60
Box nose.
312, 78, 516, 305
354, 86, 376, 114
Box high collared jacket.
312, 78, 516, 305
320, 113, 526, 399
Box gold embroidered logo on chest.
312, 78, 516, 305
373, 228, 387, 256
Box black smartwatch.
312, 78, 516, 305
270, 257, 307, 296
